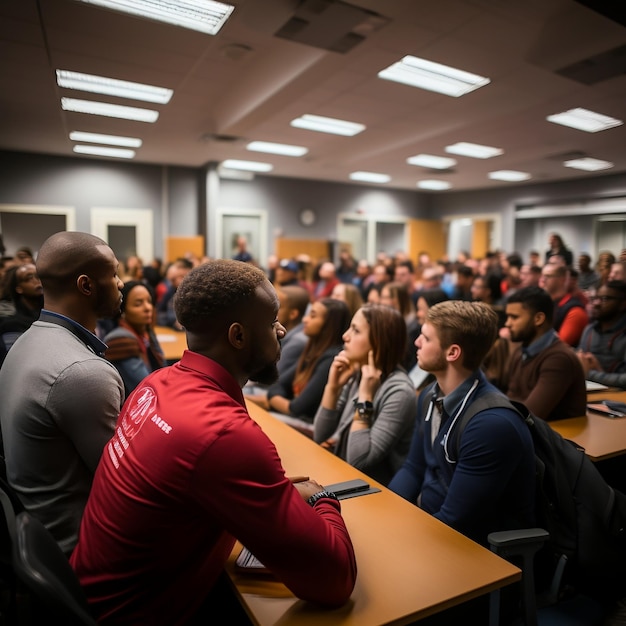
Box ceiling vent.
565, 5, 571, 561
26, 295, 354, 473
556, 44, 626, 85
274, 0, 389, 54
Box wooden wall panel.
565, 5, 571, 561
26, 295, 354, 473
275, 238, 332, 265
408, 219, 447, 262
165, 236, 204, 263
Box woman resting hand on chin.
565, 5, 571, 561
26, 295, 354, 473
313, 304, 417, 486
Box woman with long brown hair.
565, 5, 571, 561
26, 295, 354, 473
313, 304, 417, 485
266, 298, 351, 423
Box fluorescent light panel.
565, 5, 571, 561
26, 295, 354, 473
349, 171, 390, 183
69, 131, 142, 147
445, 142, 503, 159
547, 108, 623, 133
378, 55, 490, 97
61, 98, 159, 122
74, 0, 235, 35
564, 157, 614, 172
488, 170, 531, 182
57, 70, 172, 104
417, 180, 451, 190
73, 145, 135, 159
407, 154, 456, 169
290, 114, 365, 136
246, 141, 308, 157
221, 159, 273, 172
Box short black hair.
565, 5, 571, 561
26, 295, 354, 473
174, 259, 267, 332
506, 286, 554, 324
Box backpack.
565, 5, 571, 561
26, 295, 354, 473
421, 388, 626, 598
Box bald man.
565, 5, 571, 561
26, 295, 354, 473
0, 231, 125, 555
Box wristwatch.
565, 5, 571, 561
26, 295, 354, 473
355, 400, 374, 418
307, 490, 338, 507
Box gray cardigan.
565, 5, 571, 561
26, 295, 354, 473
313, 368, 417, 485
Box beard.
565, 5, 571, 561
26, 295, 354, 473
249, 361, 279, 386
418, 351, 448, 373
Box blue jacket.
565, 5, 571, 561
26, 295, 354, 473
388, 371, 535, 545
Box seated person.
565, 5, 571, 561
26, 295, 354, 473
0, 262, 44, 354
265, 298, 351, 424
505, 286, 586, 420
330, 282, 363, 319
103, 281, 166, 396
244, 284, 309, 400
540, 264, 588, 347
388, 300, 535, 547
380, 281, 418, 371
576, 280, 626, 389
156, 258, 193, 329
70, 260, 356, 623
313, 304, 417, 486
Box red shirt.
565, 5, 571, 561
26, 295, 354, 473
71, 351, 356, 624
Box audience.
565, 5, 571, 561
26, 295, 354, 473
577, 280, 626, 390
311, 261, 340, 300
380, 281, 419, 370
452, 265, 475, 301
505, 286, 587, 421
578, 253, 600, 291
313, 304, 417, 485
266, 298, 350, 423
0, 231, 125, 555
103, 280, 166, 396
70, 259, 356, 623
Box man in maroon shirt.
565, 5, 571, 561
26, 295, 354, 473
71, 260, 356, 625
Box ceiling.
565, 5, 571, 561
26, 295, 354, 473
2, 0, 626, 192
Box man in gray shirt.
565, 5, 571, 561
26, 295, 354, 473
0, 231, 125, 555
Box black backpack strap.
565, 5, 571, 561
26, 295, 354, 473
447, 391, 520, 463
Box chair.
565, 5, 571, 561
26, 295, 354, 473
487, 528, 606, 626
0, 485, 96, 625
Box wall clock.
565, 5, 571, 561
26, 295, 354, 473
299, 209, 317, 227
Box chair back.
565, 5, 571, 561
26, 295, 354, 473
0, 484, 96, 625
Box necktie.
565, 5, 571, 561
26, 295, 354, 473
431, 397, 445, 445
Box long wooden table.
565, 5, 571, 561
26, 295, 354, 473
550, 390, 626, 462
154, 325, 187, 362
225, 401, 521, 626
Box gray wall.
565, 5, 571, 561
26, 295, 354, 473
1, 150, 625, 265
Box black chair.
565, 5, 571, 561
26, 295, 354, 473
0, 486, 96, 625
488, 528, 606, 626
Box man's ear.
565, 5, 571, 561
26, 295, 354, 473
446, 343, 462, 363
228, 322, 245, 349
534, 311, 546, 327
77, 274, 92, 296
288, 308, 299, 323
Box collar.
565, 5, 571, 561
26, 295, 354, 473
436, 370, 485, 416
39, 309, 108, 357
522, 328, 559, 361
178, 350, 245, 406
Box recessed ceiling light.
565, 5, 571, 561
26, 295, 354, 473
378, 55, 490, 97
57, 70, 172, 104
290, 114, 365, 136
417, 180, 451, 190
563, 157, 614, 171
488, 170, 531, 182
547, 108, 623, 133
69, 131, 142, 148
407, 154, 456, 169
73, 145, 135, 159
61, 98, 159, 122
246, 141, 308, 157
221, 159, 273, 172
74, 0, 235, 35
349, 171, 390, 183
445, 142, 503, 159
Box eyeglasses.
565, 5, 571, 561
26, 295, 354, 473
590, 295, 623, 303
